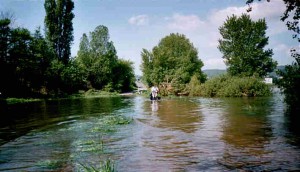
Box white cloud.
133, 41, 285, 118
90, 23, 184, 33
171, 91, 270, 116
208, 0, 286, 35
128, 15, 149, 26
124, 0, 290, 72
248, 0, 285, 21
167, 13, 205, 32
271, 43, 296, 65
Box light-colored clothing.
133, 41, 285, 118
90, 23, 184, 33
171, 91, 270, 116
151, 86, 159, 99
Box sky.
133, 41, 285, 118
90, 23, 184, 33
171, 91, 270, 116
1, 0, 298, 75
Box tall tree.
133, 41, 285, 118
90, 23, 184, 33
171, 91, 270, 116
77, 33, 91, 69
0, 18, 11, 97
44, 0, 74, 64
76, 25, 122, 90
141, 33, 206, 89
218, 14, 277, 77
88, 25, 118, 89
246, 0, 300, 112
30, 27, 55, 91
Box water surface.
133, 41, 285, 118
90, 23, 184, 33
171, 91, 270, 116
0, 93, 299, 171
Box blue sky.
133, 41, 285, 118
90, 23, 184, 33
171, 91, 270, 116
1, 0, 298, 75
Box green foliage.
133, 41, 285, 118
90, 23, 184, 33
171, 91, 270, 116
246, 0, 300, 113
83, 89, 119, 98
200, 74, 271, 97
112, 59, 136, 92
141, 33, 206, 93
102, 115, 133, 125
0, 18, 56, 97
200, 74, 229, 97
76, 25, 135, 92
76, 25, 117, 89
186, 74, 202, 96
6, 98, 41, 104
218, 14, 277, 77
277, 63, 300, 111
80, 159, 115, 172
61, 59, 87, 93
44, 0, 74, 64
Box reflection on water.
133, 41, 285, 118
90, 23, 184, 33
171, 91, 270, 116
149, 98, 202, 133
0, 93, 300, 171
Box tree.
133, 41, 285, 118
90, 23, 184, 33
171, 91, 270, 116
44, 0, 74, 64
0, 17, 56, 97
218, 14, 277, 77
77, 33, 91, 69
112, 59, 136, 92
246, 0, 300, 112
0, 18, 12, 97
76, 25, 135, 92
30, 27, 56, 93
141, 33, 206, 93
89, 26, 118, 89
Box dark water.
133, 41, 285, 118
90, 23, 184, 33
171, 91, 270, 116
0, 92, 300, 171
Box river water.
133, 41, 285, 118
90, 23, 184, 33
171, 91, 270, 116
0, 92, 299, 171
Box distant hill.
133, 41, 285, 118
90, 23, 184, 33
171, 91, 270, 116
203, 65, 286, 78
268, 65, 286, 78
203, 69, 226, 78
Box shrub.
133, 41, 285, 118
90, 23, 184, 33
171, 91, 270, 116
186, 74, 202, 96
200, 74, 271, 97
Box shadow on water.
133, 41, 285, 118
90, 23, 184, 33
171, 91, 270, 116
217, 97, 274, 170
283, 108, 300, 147
0, 96, 132, 171
217, 95, 300, 171
0, 97, 126, 146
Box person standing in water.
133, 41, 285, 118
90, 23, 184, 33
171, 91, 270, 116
151, 85, 159, 100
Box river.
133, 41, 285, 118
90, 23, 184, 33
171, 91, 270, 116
0, 91, 299, 171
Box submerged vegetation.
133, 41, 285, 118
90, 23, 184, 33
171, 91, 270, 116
5, 98, 42, 104
78, 114, 131, 172
80, 159, 115, 172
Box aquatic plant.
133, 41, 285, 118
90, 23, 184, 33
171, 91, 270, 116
102, 115, 133, 125
36, 159, 63, 169
84, 89, 119, 98
80, 159, 115, 172
6, 98, 41, 104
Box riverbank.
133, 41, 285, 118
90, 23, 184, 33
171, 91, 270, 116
1, 90, 123, 104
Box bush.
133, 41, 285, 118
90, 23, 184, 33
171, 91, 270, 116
199, 74, 271, 97
186, 74, 202, 96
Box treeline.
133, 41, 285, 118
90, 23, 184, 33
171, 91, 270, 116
0, 18, 135, 98
0, 0, 135, 98
0, 19, 57, 98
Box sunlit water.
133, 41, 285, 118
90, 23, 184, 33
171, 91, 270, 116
0, 92, 300, 171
